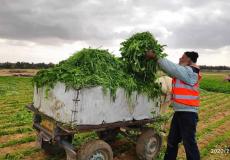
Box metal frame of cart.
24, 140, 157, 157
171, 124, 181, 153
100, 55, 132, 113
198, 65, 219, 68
26, 104, 162, 160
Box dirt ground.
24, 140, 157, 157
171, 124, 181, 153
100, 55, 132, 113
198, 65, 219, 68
0, 69, 39, 77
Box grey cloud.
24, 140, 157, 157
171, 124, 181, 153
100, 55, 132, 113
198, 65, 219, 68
0, 0, 230, 49
166, 2, 230, 49
0, 0, 134, 45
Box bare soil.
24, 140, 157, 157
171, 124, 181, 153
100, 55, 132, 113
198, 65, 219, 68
0, 69, 38, 77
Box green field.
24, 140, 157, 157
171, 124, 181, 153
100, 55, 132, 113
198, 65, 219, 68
200, 72, 230, 93
0, 73, 230, 160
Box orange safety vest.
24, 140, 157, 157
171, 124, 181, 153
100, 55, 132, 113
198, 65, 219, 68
171, 66, 202, 107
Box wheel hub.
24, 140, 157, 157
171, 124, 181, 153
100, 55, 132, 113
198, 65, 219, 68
145, 137, 158, 154
90, 151, 106, 160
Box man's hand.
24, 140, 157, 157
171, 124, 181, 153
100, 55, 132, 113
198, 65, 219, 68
146, 50, 157, 60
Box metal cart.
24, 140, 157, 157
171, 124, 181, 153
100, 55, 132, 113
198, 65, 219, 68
26, 104, 162, 160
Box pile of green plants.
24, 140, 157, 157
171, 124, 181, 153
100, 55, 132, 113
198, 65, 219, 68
120, 31, 166, 82
33, 48, 137, 99
33, 32, 167, 100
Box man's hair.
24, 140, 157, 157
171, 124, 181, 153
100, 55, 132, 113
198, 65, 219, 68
184, 51, 199, 63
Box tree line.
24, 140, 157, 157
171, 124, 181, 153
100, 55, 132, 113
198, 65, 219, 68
0, 62, 229, 70
0, 62, 54, 69
200, 65, 230, 71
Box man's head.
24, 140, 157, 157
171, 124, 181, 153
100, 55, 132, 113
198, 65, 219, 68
179, 51, 199, 66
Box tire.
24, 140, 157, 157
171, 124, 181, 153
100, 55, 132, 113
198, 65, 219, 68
97, 129, 119, 143
136, 129, 162, 160
77, 140, 113, 160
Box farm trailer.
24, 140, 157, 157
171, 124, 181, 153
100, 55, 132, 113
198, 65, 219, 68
26, 83, 163, 160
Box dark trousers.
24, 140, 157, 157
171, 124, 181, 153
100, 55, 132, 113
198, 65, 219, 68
164, 111, 200, 160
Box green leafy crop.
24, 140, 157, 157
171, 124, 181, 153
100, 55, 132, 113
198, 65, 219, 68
33, 48, 137, 99
120, 31, 167, 82
33, 32, 166, 100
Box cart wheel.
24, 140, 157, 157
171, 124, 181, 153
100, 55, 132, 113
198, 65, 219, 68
97, 129, 119, 143
136, 129, 162, 160
78, 140, 113, 160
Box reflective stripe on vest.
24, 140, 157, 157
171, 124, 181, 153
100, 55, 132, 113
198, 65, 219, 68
171, 70, 201, 107
173, 95, 199, 99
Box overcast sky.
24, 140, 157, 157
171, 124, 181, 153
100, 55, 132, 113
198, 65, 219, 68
0, 0, 230, 66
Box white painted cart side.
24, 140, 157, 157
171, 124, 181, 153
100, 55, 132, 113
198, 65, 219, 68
33, 82, 161, 126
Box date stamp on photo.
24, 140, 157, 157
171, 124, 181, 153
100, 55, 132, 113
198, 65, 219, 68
210, 146, 230, 154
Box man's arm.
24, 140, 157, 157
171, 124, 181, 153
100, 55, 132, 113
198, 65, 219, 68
157, 58, 198, 85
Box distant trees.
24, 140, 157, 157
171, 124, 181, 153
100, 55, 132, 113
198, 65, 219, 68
0, 62, 54, 69
0, 62, 229, 71
200, 65, 230, 71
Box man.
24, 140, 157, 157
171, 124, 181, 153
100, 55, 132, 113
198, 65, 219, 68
146, 51, 201, 160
